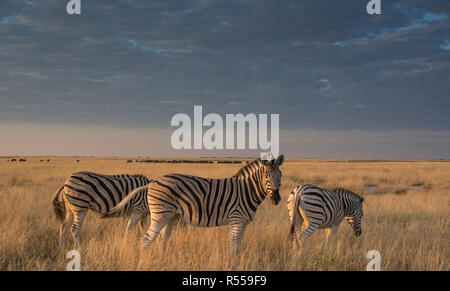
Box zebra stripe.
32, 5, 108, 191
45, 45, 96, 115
52, 171, 150, 249
287, 184, 364, 251
108, 155, 284, 267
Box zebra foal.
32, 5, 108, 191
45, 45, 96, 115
287, 184, 364, 252
52, 171, 150, 249
108, 155, 285, 267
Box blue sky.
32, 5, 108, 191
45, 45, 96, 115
0, 0, 449, 158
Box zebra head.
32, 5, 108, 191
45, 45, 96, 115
260, 154, 284, 205
345, 196, 364, 237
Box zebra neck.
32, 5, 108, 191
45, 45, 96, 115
240, 167, 268, 206
341, 193, 356, 216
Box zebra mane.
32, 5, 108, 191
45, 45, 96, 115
232, 159, 262, 178
334, 187, 364, 202
133, 174, 149, 181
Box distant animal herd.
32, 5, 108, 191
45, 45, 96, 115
47, 154, 364, 268
6, 158, 246, 164
129, 159, 246, 164
7, 158, 50, 162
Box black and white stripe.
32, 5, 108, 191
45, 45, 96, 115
287, 184, 364, 251
109, 155, 284, 266
52, 171, 150, 248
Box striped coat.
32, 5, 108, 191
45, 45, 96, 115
287, 184, 364, 251
109, 155, 284, 267
52, 171, 150, 248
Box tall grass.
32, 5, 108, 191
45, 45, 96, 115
0, 157, 448, 270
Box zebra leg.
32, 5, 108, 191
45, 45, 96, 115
291, 215, 304, 249
229, 221, 248, 270
324, 225, 338, 252
141, 215, 172, 250
158, 216, 178, 252
125, 211, 141, 236
120, 211, 141, 246
137, 215, 173, 270
296, 221, 317, 255
71, 210, 87, 249
138, 214, 148, 234
174, 217, 186, 229
59, 209, 74, 250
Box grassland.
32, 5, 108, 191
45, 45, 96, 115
0, 157, 448, 270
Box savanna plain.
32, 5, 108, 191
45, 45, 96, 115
0, 157, 448, 271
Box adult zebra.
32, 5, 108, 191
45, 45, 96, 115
108, 155, 284, 267
52, 171, 151, 249
287, 184, 364, 251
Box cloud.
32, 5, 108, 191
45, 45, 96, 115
394, 59, 433, 74
128, 39, 163, 54
319, 79, 332, 91
393, 3, 448, 30
441, 39, 450, 50
1, 15, 29, 26
8, 70, 47, 80
127, 39, 191, 55
329, 3, 448, 47
0, 0, 448, 135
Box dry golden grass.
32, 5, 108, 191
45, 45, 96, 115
0, 157, 448, 270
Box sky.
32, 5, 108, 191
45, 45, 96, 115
0, 0, 449, 158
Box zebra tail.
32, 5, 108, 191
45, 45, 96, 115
52, 185, 66, 223
290, 188, 301, 235
105, 184, 150, 218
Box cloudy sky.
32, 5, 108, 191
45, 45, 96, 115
0, 0, 449, 158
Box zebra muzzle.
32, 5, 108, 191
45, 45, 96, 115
271, 189, 281, 205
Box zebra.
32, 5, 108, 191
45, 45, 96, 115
287, 184, 364, 252
52, 171, 151, 249
108, 154, 284, 267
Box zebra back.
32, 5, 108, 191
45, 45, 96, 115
288, 184, 343, 232
288, 185, 364, 235
63, 171, 150, 217
116, 156, 283, 226
333, 187, 364, 219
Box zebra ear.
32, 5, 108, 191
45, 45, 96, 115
275, 154, 284, 166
